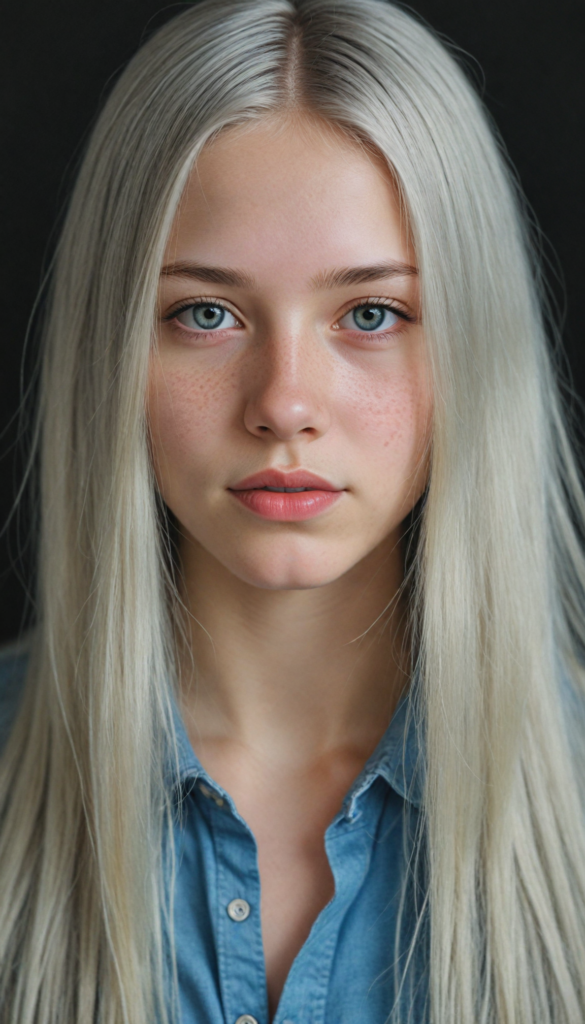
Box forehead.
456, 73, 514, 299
164, 116, 414, 278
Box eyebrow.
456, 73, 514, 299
310, 261, 418, 289
160, 261, 255, 288
160, 259, 418, 289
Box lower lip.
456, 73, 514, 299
229, 488, 343, 521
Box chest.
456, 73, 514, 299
173, 777, 423, 1024
201, 755, 367, 1016
232, 776, 342, 1018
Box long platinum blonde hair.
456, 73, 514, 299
1, 1, 584, 1021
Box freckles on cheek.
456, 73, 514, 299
147, 363, 236, 461
345, 369, 431, 463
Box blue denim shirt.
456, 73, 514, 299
0, 641, 428, 1024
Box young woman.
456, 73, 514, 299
0, 1, 584, 1022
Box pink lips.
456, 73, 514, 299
228, 468, 344, 521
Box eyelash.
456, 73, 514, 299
162, 297, 241, 330
162, 296, 417, 338
338, 297, 416, 331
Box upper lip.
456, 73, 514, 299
230, 468, 341, 491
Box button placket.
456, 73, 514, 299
213, 805, 267, 1024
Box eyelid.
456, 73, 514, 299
162, 295, 244, 324
335, 296, 417, 327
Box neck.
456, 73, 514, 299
176, 531, 409, 768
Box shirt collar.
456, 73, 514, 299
341, 690, 424, 818
167, 683, 424, 813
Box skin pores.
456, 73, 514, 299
148, 116, 432, 594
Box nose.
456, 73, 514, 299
243, 329, 331, 442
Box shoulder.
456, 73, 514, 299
0, 635, 31, 751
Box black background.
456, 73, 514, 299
0, 0, 583, 645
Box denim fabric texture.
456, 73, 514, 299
0, 642, 429, 1024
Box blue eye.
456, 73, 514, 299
339, 304, 400, 332
175, 303, 238, 331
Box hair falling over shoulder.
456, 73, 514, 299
0, 1, 584, 1021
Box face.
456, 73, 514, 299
148, 116, 432, 590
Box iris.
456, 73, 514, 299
352, 305, 386, 331
192, 304, 225, 329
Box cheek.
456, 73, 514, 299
147, 360, 237, 478
341, 361, 433, 473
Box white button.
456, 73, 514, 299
198, 782, 224, 807
235, 1017, 259, 1024
227, 898, 251, 922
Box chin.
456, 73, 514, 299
223, 542, 354, 592
236, 571, 335, 591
